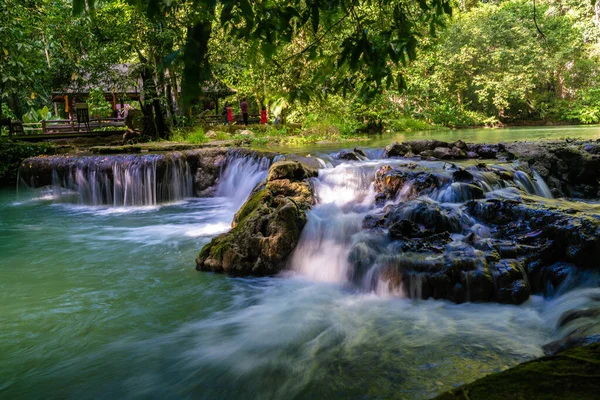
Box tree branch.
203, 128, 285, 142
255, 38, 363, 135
277, 8, 352, 66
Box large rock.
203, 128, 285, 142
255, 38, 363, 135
383, 142, 410, 157
373, 165, 441, 204
196, 160, 316, 275
467, 198, 600, 269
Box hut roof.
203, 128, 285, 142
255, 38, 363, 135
52, 64, 236, 98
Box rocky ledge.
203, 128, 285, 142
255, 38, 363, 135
196, 160, 317, 275
353, 160, 600, 304
379, 139, 600, 198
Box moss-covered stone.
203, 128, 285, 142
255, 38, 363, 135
196, 160, 316, 276
434, 343, 600, 400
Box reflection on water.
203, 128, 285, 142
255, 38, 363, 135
264, 124, 600, 154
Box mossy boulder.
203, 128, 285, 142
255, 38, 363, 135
434, 343, 600, 400
196, 160, 317, 275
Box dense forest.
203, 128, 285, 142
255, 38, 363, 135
1, 0, 599, 139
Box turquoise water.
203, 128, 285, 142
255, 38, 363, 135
0, 185, 583, 399
266, 124, 600, 153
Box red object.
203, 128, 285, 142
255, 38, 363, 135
260, 110, 267, 124
227, 106, 233, 123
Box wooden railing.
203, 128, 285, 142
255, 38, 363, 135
18, 118, 126, 135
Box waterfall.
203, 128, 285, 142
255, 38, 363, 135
290, 159, 557, 299
46, 153, 193, 206
215, 153, 271, 209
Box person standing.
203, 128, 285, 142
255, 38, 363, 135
227, 103, 233, 124
240, 98, 249, 125
260, 106, 268, 124
222, 102, 229, 124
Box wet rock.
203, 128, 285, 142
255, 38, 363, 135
558, 308, 600, 328
383, 142, 410, 157
337, 150, 361, 161
432, 147, 467, 160
377, 250, 494, 303
362, 214, 386, 229
407, 140, 449, 154
452, 169, 474, 183
542, 335, 600, 356
432, 147, 450, 159
354, 148, 367, 157
385, 200, 465, 234
388, 219, 420, 239
490, 259, 530, 304
467, 198, 600, 270
583, 144, 600, 154
451, 139, 469, 152
528, 262, 577, 295
438, 183, 484, 203
189, 149, 228, 196
374, 166, 440, 203
196, 160, 315, 276
239, 129, 254, 136
267, 160, 317, 181
469, 143, 502, 159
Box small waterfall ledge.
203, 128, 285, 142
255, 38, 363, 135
18, 148, 275, 206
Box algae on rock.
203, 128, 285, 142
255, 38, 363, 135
434, 343, 600, 400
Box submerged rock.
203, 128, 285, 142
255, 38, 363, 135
196, 160, 316, 276
434, 343, 600, 400
337, 150, 362, 161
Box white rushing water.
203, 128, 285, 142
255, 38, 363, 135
215, 153, 271, 209
34, 152, 271, 208
290, 158, 555, 294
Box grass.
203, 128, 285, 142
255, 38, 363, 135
168, 114, 442, 147
170, 126, 209, 144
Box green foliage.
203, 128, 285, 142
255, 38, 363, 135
0, 139, 56, 185
22, 106, 52, 124
405, 0, 600, 126
87, 88, 113, 118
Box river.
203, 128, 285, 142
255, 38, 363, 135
2, 129, 600, 399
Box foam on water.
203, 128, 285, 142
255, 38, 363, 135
290, 158, 564, 295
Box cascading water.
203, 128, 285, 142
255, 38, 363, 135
215, 153, 271, 209
20, 150, 272, 208
44, 153, 193, 206
291, 158, 557, 299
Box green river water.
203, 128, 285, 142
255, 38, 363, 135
2, 125, 600, 399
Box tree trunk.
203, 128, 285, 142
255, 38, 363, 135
140, 63, 169, 140
181, 12, 215, 112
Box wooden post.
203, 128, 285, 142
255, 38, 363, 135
42, 120, 47, 134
